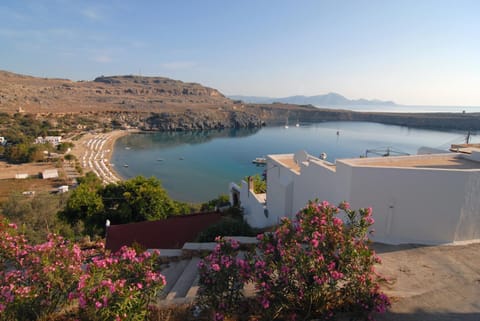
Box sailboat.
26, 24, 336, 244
295, 117, 300, 127
285, 117, 289, 129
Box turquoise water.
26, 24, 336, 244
112, 121, 477, 203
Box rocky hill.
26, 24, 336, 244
1, 70, 480, 131
0, 71, 232, 114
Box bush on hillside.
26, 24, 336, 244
196, 216, 256, 242
200, 194, 230, 212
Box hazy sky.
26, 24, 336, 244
1, 0, 479, 105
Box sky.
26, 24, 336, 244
1, 0, 480, 106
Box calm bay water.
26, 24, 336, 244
112, 121, 477, 203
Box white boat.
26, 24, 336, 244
252, 157, 267, 165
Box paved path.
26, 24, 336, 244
374, 242, 480, 321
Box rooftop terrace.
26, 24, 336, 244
342, 153, 480, 170
269, 150, 480, 173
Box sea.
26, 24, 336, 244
319, 105, 480, 113
111, 120, 478, 203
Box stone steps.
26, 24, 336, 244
166, 257, 200, 301
157, 238, 258, 306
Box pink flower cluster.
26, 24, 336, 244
70, 246, 165, 321
0, 222, 84, 320
197, 237, 248, 321
197, 201, 391, 321
0, 220, 166, 321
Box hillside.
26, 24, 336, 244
1, 70, 480, 131
0, 71, 232, 114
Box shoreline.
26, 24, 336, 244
71, 129, 137, 184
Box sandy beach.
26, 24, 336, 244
70, 130, 135, 184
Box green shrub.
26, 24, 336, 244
196, 216, 256, 242
201, 194, 230, 212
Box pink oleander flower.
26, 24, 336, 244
7, 223, 17, 229
261, 297, 270, 309
333, 217, 343, 227
365, 216, 375, 225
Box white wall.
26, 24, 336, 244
238, 180, 269, 228
292, 160, 349, 215
243, 152, 480, 245
266, 158, 296, 223
455, 171, 480, 242
346, 165, 470, 244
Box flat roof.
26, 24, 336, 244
268, 154, 337, 173
341, 153, 480, 170
268, 154, 301, 173
269, 152, 480, 172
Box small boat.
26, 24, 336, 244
295, 122, 300, 127
157, 158, 164, 161
179, 157, 184, 160
125, 147, 131, 150
123, 164, 129, 167
252, 157, 267, 165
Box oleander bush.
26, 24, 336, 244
0, 219, 165, 321
197, 200, 390, 321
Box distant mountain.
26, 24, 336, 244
229, 92, 396, 106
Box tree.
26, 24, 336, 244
59, 181, 104, 237
28, 144, 45, 162
101, 176, 182, 224
57, 142, 74, 153
4, 143, 30, 163
60, 175, 192, 238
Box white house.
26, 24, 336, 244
0, 137, 6, 145
232, 149, 480, 245
35, 136, 62, 146
58, 185, 69, 193
42, 169, 59, 179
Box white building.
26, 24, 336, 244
42, 169, 59, 179
58, 185, 69, 193
35, 136, 62, 146
232, 149, 480, 245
